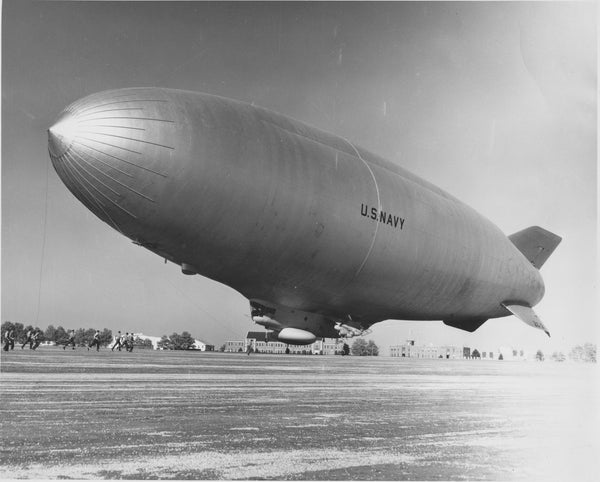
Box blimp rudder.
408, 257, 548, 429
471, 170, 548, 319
509, 226, 562, 270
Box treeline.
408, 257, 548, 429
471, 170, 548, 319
2, 321, 112, 347
157, 331, 196, 350
351, 339, 379, 356
538, 343, 596, 363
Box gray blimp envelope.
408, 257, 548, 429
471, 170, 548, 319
47, 88, 561, 344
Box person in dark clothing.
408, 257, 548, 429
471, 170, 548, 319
31, 330, 42, 350
3, 328, 15, 351
88, 330, 101, 351
63, 330, 76, 350
21, 329, 33, 350
111, 331, 122, 351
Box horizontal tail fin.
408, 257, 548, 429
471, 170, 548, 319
502, 303, 550, 337
509, 226, 562, 269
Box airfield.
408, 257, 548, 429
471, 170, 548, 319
0, 349, 597, 480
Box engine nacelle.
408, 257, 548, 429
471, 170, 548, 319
252, 315, 283, 331
334, 322, 365, 338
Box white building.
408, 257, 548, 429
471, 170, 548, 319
390, 340, 465, 359
192, 339, 214, 351
225, 332, 342, 355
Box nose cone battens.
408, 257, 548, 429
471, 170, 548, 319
47, 88, 176, 229
48, 115, 76, 158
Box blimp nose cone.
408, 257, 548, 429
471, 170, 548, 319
48, 114, 77, 157
47, 88, 177, 231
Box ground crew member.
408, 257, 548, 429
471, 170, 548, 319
111, 331, 123, 351
21, 329, 33, 349
31, 330, 42, 350
3, 328, 15, 351
63, 329, 76, 350
88, 330, 101, 351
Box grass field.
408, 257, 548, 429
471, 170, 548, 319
0, 348, 597, 480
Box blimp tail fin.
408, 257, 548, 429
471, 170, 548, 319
502, 303, 550, 337
509, 226, 562, 269
442, 318, 488, 333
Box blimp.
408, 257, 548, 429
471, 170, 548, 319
47, 88, 561, 345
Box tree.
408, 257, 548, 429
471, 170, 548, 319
551, 351, 566, 362
472, 349, 481, 359
157, 335, 172, 350
45, 325, 57, 342
535, 349, 544, 362
366, 340, 379, 356
584, 343, 596, 363
219, 344, 226, 352
171, 331, 196, 350
99, 328, 113, 346
135, 337, 153, 349
49, 325, 67, 343
82, 328, 95, 346
351, 338, 368, 356
157, 333, 197, 350
74, 328, 87, 346
570, 344, 597, 363
351, 338, 379, 356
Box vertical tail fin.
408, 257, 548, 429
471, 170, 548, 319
509, 226, 562, 269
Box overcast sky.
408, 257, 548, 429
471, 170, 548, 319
2, 1, 597, 353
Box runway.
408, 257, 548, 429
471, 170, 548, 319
0, 349, 597, 480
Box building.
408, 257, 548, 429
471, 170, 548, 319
225, 332, 342, 355
109, 333, 214, 351
133, 333, 161, 349
390, 340, 465, 359
390, 341, 529, 360
192, 340, 215, 351
225, 340, 246, 353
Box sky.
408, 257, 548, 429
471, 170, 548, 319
1, 1, 597, 354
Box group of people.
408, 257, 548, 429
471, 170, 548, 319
60, 329, 136, 352
2, 328, 137, 352
54, 329, 100, 351
111, 331, 135, 352
21, 329, 44, 350
2, 328, 43, 351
